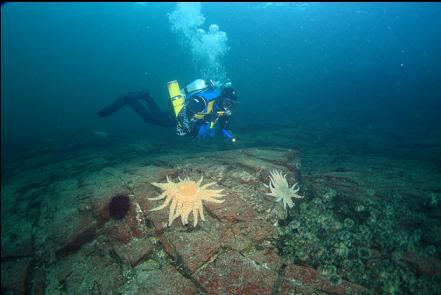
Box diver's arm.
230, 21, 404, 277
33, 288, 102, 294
219, 117, 236, 142
176, 110, 192, 136
222, 129, 234, 140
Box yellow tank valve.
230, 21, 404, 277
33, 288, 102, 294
167, 80, 185, 117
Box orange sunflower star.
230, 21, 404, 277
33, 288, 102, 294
148, 176, 225, 226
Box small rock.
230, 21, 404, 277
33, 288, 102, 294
194, 250, 277, 295
402, 251, 441, 277
280, 264, 366, 295
133, 263, 199, 295
113, 238, 154, 267
160, 218, 221, 274
1, 258, 33, 294
56, 216, 98, 257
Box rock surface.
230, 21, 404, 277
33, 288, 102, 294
2, 147, 367, 294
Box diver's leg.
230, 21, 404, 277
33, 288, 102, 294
151, 111, 176, 127
140, 92, 176, 127
99, 90, 175, 127
128, 99, 175, 127
126, 99, 157, 125
97, 91, 153, 118
97, 95, 127, 117
140, 91, 162, 114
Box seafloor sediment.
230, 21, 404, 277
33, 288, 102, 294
1, 124, 440, 294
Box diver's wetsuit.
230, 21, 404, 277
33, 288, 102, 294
97, 91, 175, 127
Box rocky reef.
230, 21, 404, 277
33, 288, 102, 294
2, 125, 440, 294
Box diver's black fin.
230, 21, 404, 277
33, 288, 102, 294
97, 96, 127, 117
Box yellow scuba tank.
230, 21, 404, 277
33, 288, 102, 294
167, 80, 185, 117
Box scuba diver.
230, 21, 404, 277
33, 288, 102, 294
97, 79, 238, 141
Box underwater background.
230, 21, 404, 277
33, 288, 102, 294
1, 2, 441, 294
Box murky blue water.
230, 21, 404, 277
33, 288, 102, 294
2, 2, 440, 149
2, 3, 441, 294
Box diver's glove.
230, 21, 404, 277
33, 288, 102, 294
198, 123, 216, 139
222, 129, 236, 142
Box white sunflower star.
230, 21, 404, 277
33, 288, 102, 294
264, 170, 304, 210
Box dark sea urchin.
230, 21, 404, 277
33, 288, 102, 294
108, 194, 131, 220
